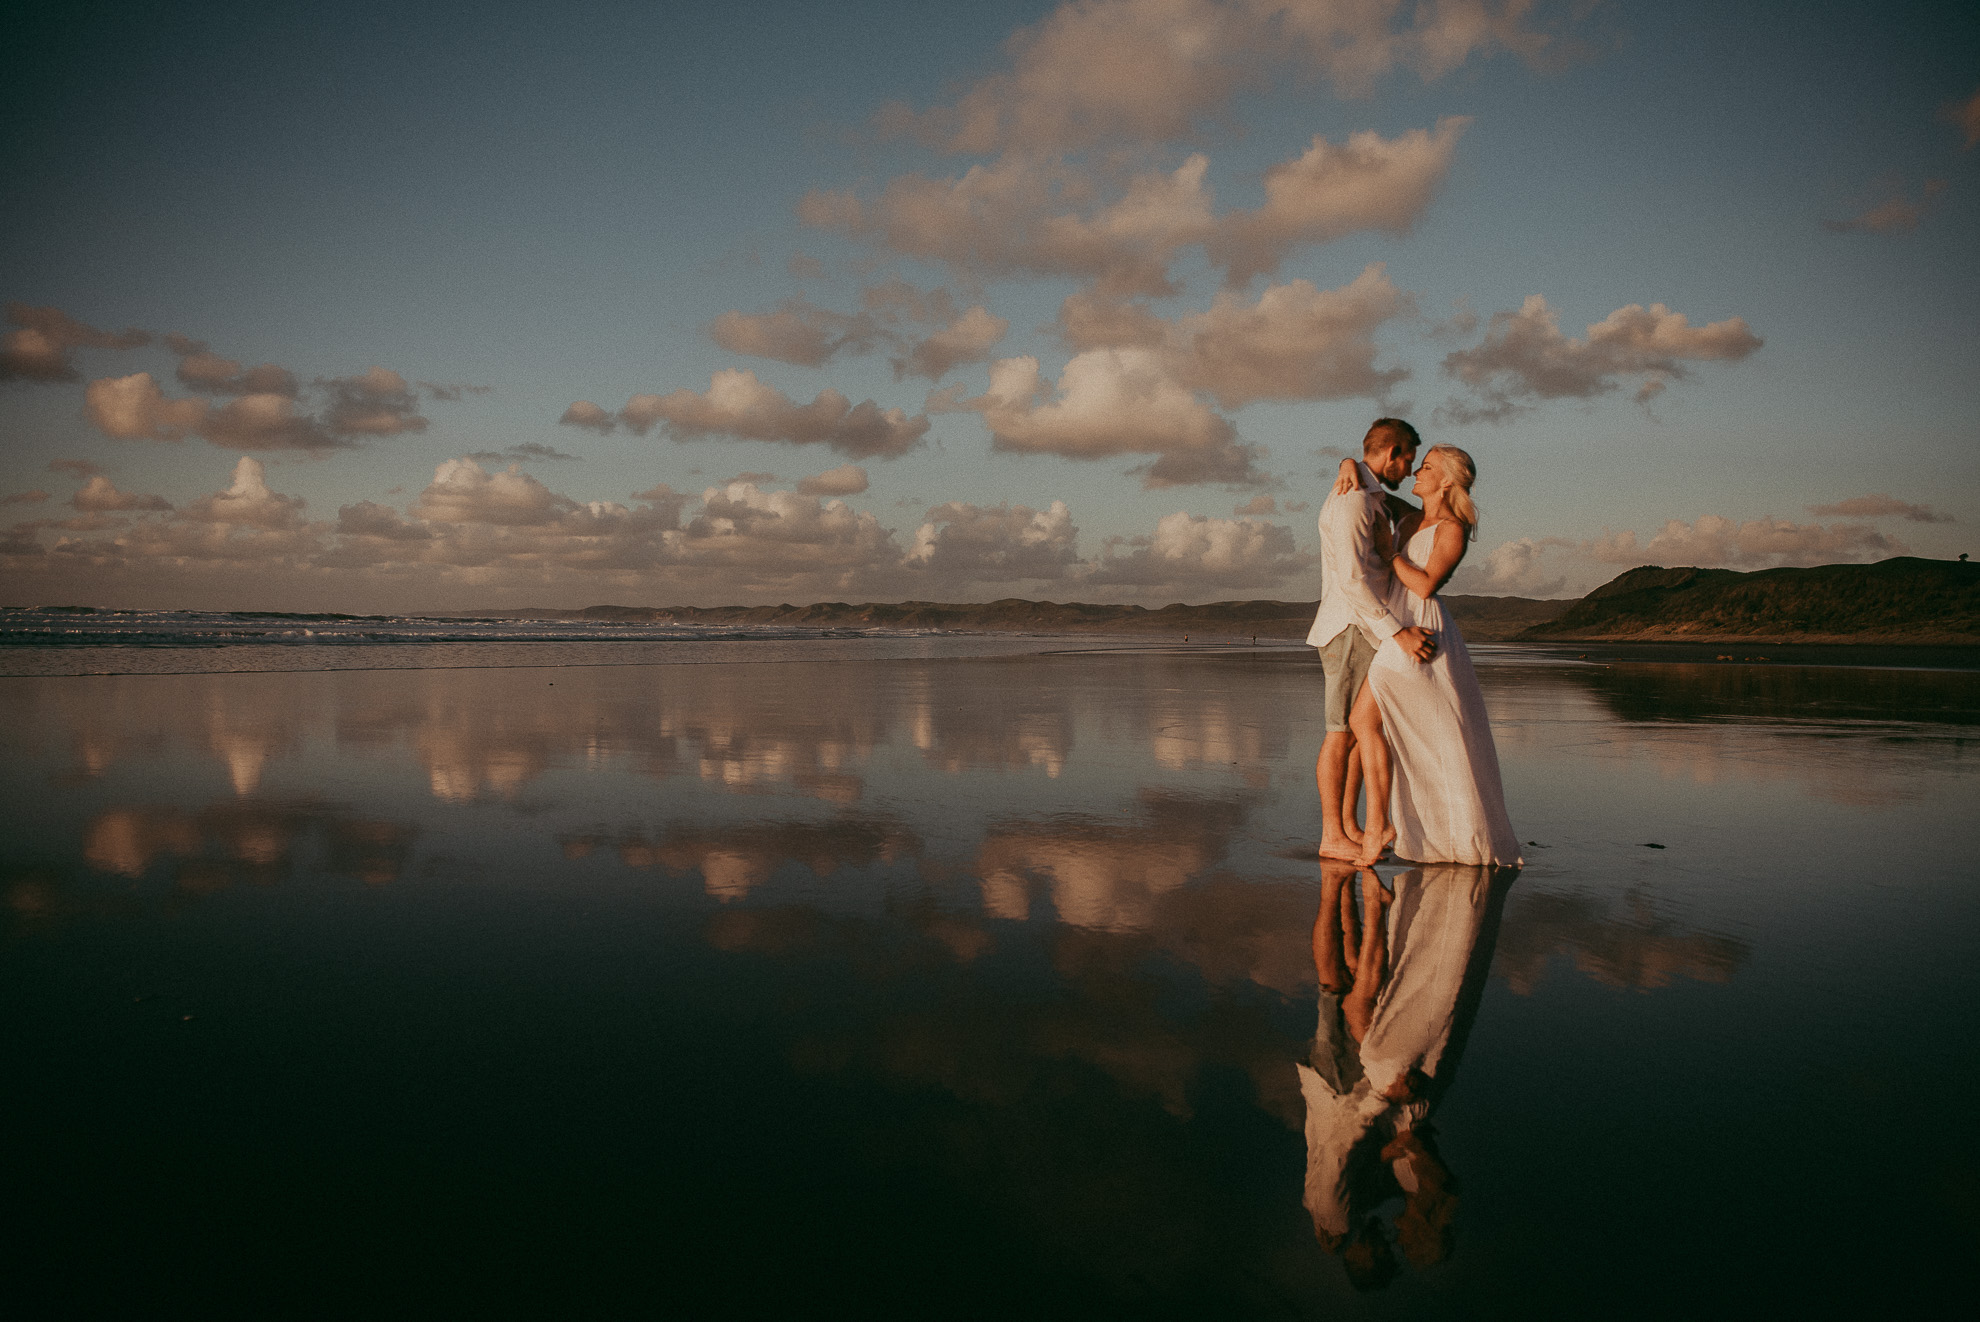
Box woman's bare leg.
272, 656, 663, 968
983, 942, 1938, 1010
1342, 869, 1390, 1043
1348, 683, 1394, 865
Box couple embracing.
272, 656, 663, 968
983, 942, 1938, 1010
1307, 418, 1521, 869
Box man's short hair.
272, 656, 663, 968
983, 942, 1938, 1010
1363, 417, 1421, 456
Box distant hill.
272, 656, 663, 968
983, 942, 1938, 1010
1518, 558, 1980, 644
499, 593, 1570, 642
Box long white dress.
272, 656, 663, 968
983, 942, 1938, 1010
1366, 525, 1523, 866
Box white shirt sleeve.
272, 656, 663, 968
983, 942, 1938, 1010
1326, 491, 1406, 641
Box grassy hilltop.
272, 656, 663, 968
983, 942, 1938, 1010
1519, 558, 1980, 645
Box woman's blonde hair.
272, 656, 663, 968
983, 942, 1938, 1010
1427, 444, 1478, 539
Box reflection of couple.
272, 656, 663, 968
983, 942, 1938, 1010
1309, 418, 1522, 868
1299, 861, 1508, 1289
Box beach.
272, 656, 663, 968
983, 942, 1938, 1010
5, 634, 1979, 1313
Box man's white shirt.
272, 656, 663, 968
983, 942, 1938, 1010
1306, 460, 1407, 649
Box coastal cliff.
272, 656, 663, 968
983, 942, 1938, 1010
1517, 558, 1979, 645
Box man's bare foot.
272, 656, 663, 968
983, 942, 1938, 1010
1318, 837, 1362, 861
1355, 826, 1395, 866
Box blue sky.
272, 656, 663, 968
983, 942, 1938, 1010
3, 0, 1975, 610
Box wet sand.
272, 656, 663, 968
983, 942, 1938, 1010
4, 648, 1977, 1313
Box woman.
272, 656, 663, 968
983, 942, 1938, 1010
1331, 446, 1521, 867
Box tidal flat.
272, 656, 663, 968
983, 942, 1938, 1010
4, 645, 1977, 1315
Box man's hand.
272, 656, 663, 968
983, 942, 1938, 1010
1372, 516, 1395, 562
1395, 626, 1436, 662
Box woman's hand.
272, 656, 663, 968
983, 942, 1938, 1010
1332, 458, 1359, 496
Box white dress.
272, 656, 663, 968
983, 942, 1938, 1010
1366, 525, 1523, 866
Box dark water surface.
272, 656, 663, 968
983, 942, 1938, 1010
5, 648, 1978, 1315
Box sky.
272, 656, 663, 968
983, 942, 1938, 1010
2, 0, 1976, 611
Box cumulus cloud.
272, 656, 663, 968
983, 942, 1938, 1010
1822, 178, 1946, 235
678, 480, 901, 577
318, 367, 428, 435
200, 393, 340, 451
3, 489, 50, 506
72, 475, 171, 513
803, 153, 1213, 296
906, 500, 1080, 582
468, 442, 580, 465
84, 371, 357, 451
618, 369, 930, 459
1448, 535, 1574, 597
874, 0, 1556, 156
1233, 494, 1277, 515
1590, 515, 1907, 570
1439, 295, 1763, 423
0, 304, 149, 383
796, 464, 870, 496
164, 335, 299, 396
83, 372, 208, 441
892, 305, 1009, 381
1088, 509, 1310, 590
1168, 264, 1410, 406
181, 457, 308, 529
1806, 494, 1951, 523
335, 500, 432, 541
969, 348, 1262, 488
413, 458, 578, 527
559, 400, 617, 433
1207, 118, 1469, 285
709, 298, 882, 367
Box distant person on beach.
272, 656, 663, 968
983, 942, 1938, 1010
1327, 444, 1521, 867
1309, 420, 1436, 863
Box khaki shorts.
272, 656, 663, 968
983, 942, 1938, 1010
1319, 626, 1376, 732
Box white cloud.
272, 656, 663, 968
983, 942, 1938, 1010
1207, 118, 1469, 285
893, 305, 1010, 381
335, 500, 432, 542
200, 393, 339, 451
413, 458, 578, 527
1088, 509, 1310, 590
1439, 295, 1763, 422
873, 0, 1557, 156
796, 464, 870, 496
164, 334, 299, 396
1593, 515, 1907, 570
1822, 179, 1946, 236
318, 367, 428, 435
709, 298, 881, 367
1, 304, 149, 383
1448, 535, 1574, 597
83, 372, 208, 441
619, 369, 929, 459
72, 475, 171, 513
802, 153, 1214, 297
181, 457, 308, 529
1168, 264, 1410, 407
907, 500, 1080, 582
969, 348, 1263, 488
559, 400, 617, 433
1806, 494, 1952, 524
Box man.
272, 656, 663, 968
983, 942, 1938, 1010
1309, 418, 1435, 862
